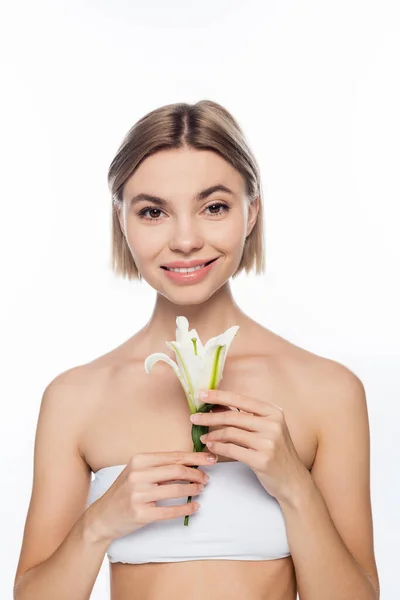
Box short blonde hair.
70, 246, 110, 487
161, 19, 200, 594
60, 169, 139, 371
108, 100, 265, 281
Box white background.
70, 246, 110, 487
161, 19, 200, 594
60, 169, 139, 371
1, 1, 399, 598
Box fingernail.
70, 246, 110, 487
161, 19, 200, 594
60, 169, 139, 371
200, 390, 208, 401
206, 454, 216, 462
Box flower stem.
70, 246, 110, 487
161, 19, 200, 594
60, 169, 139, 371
184, 455, 200, 527
184, 470, 198, 526
184, 404, 214, 526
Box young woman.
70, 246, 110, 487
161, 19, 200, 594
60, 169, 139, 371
14, 100, 380, 600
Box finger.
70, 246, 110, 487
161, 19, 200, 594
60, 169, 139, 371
149, 501, 201, 521
202, 389, 275, 416
140, 481, 206, 503
203, 427, 262, 450
130, 451, 217, 471
203, 441, 259, 465
135, 463, 211, 485
191, 410, 261, 431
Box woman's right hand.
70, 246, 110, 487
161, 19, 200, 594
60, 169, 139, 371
85, 451, 216, 544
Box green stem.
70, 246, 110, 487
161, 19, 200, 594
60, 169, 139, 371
184, 462, 198, 526
184, 405, 214, 527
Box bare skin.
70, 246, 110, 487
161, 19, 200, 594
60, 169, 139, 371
77, 317, 321, 600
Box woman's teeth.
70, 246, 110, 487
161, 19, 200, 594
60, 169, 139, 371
166, 263, 206, 273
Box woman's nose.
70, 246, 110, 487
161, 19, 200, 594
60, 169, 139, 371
168, 218, 204, 253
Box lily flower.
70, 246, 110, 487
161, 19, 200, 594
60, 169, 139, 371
144, 316, 239, 525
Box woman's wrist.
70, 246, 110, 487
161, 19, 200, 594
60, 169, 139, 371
80, 504, 113, 549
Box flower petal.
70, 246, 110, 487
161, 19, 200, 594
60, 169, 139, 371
144, 352, 180, 379
188, 328, 204, 356
203, 325, 240, 355
175, 316, 189, 345
203, 325, 240, 390
166, 341, 194, 390
174, 317, 205, 357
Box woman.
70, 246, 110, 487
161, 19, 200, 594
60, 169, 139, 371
13, 100, 380, 600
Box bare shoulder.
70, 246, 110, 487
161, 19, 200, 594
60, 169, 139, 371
278, 342, 363, 394
277, 343, 368, 461
43, 360, 109, 415
42, 331, 145, 424
254, 326, 366, 425
42, 348, 127, 449
280, 346, 367, 421
48, 334, 136, 394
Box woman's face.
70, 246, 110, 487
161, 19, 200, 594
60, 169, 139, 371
118, 147, 259, 304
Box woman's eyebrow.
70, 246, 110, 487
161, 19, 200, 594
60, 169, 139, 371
128, 184, 234, 208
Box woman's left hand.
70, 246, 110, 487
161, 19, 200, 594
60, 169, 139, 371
190, 389, 311, 506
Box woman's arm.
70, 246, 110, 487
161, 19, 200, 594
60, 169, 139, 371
13, 368, 111, 600
279, 364, 380, 600
14, 507, 109, 600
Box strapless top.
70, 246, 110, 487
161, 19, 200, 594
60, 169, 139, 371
87, 460, 291, 564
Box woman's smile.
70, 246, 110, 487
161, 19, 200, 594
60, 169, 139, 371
160, 256, 221, 284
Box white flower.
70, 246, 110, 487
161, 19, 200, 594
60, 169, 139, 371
144, 316, 239, 414
144, 316, 239, 526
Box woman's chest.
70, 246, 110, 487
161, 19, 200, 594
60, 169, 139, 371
81, 354, 318, 474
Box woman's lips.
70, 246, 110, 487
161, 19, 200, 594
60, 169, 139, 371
161, 257, 220, 284
161, 257, 218, 270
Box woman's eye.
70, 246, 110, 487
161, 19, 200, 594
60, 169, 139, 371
137, 206, 164, 220
205, 202, 230, 217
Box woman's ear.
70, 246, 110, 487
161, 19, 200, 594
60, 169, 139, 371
246, 196, 260, 238
117, 206, 125, 236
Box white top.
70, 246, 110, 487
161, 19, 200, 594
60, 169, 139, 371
87, 460, 291, 564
